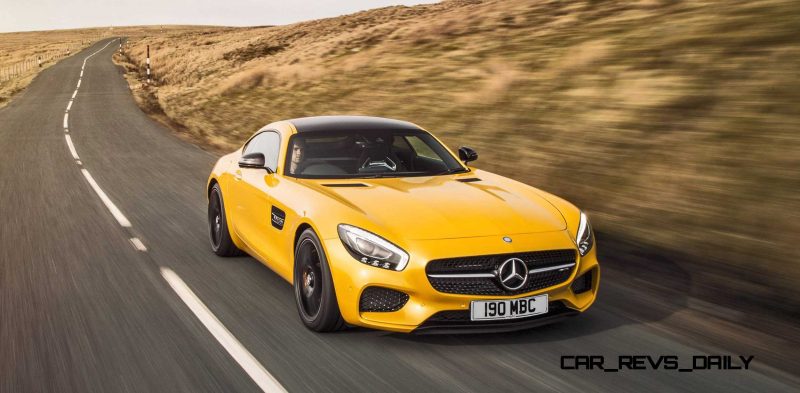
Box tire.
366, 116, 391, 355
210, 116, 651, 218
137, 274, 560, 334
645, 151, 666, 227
293, 228, 345, 332
208, 183, 242, 257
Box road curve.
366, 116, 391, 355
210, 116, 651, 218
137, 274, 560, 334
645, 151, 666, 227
0, 39, 797, 392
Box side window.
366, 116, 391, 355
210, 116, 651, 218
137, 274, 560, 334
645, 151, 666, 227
405, 135, 441, 162
243, 131, 280, 171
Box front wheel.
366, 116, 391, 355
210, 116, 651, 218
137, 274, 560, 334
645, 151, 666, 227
293, 228, 345, 332
208, 183, 242, 257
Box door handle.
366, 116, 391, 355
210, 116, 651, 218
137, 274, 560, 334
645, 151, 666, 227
234, 170, 242, 181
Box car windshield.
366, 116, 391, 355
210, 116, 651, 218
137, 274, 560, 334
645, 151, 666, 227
285, 130, 466, 179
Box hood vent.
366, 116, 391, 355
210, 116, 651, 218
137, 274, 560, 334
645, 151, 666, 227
322, 183, 368, 188
456, 178, 482, 183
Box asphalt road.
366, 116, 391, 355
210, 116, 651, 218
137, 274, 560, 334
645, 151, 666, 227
1, 39, 798, 392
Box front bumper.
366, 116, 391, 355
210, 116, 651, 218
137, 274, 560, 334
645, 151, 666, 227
323, 230, 600, 333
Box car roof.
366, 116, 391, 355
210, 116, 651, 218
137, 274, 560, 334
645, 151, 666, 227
286, 116, 422, 133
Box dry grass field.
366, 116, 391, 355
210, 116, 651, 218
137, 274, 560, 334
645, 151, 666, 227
16, 0, 800, 319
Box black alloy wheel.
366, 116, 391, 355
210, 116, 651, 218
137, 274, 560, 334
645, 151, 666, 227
293, 229, 345, 332
208, 183, 242, 257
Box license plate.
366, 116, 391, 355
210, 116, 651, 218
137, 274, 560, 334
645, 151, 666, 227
470, 294, 548, 321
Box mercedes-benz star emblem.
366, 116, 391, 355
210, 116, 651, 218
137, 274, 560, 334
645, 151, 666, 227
497, 258, 528, 291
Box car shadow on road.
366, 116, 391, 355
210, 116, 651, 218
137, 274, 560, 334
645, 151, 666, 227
384, 231, 694, 346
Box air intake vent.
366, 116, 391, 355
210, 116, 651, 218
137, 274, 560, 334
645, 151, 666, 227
359, 287, 409, 312
456, 178, 481, 183
571, 270, 593, 294
322, 183, 368, 188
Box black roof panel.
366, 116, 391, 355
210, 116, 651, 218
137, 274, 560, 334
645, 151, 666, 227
288, 116, 421, 133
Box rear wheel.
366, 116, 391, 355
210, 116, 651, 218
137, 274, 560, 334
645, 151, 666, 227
208, 183, 242, 257
294, 229, 345, 332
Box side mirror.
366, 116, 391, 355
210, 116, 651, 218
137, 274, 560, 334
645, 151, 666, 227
458, 146, 478, 164
239, 152, 272, 173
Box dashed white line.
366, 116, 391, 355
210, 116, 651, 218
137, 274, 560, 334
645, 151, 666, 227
64, 134, 80, 160
80, 168, 132, 227
160, 268, 287, 393
129, 237, 147, 251
66, 100, 73, 112
76, 79, 81, 88
80, 70, 83, 77
63, 113, 69, 128
71, 90, 77, 99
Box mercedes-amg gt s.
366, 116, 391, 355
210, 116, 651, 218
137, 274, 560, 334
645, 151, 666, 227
207, 116, 599, 333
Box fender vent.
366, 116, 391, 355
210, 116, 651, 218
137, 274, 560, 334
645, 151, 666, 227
322, 183, 368, 188
456, 178, 481, 183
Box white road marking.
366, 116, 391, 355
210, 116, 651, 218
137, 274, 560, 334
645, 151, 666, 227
129, 237, 147, 251
63, 113, 69, 128
76, 79, 81, 88
80, 70, 83, 77
160, 268, 287, 393
80, 169, 132, 227
66, 100, 73, 112
71, 90, 77, 99
76, 160, 82, 165
64, 134, 80, 160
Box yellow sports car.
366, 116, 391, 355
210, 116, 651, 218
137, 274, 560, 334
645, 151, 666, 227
207, 116, 599, 333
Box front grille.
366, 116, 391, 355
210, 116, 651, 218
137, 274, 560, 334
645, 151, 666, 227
359, 287, 409, 312
426, 249, 576, 295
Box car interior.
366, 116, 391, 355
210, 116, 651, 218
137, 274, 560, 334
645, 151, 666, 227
292, 132, 452, 177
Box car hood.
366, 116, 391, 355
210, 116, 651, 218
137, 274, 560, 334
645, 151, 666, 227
303, 172, 566, 240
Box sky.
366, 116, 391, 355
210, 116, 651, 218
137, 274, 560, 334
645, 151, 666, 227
0, 0, 439, 33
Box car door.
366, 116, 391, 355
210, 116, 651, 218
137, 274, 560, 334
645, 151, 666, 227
231, 130, 282, 263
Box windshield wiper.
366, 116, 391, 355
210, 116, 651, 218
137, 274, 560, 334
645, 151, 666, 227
434, 167, 469, 176
356, 172, 413, 178
354, 169, 467, 178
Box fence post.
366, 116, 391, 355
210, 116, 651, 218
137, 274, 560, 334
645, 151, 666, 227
38, 57, 42, 68
146, 45, 151, 85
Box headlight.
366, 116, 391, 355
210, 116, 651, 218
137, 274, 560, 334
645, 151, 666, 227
337, 224, 409, 271
576, 211, 594, 256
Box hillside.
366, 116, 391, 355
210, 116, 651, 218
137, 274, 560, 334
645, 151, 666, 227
115, 0, 800, 317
